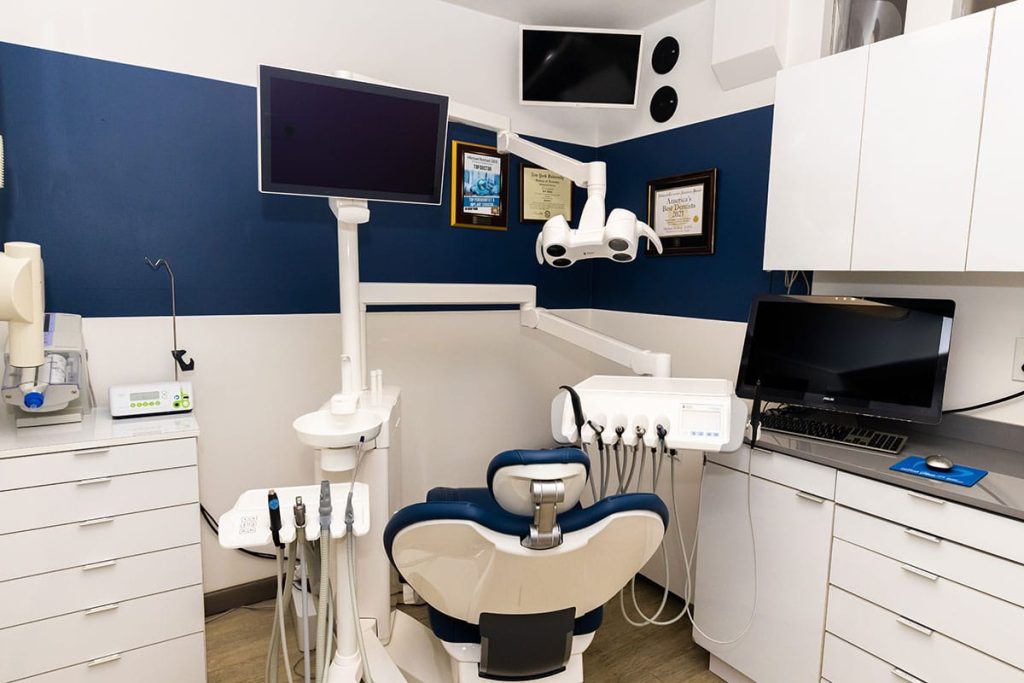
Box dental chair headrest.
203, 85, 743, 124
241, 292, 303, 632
486, 448, 590, 516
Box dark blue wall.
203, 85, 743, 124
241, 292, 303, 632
0, 42, 594, 317
593, 107, 778, 323
0, 42, 783, 323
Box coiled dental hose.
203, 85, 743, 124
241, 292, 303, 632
617, 423, 758, 646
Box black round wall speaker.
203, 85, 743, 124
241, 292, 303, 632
652, 36, 680, 74
650, 86, 678, 123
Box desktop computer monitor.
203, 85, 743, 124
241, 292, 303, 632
737, 295, 955, 424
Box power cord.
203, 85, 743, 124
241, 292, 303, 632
943, 389, 1024, 415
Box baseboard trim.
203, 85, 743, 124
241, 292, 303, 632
204, 577, 277, 616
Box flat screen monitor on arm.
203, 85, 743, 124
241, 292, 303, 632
258, 65, 449, 204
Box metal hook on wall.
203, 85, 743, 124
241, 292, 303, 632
145, 256, 195, 379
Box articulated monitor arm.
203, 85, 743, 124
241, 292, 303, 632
496, 131, 662, 267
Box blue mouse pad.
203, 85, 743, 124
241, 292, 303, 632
890, 456, 988, 487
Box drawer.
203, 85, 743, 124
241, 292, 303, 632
0, 504, 200, 582
751, 448, 836, 500
0, 544, 202, 629
23, 632, 206, 683
826, 586, 1024, 683
706, 445, 837, 500
836, 472, 1024, 564
0, 439, 197, 491
0, 466, 198, 535
0, 584, 204, 681
834, 505, 1024, 607
830, 538, 1024, 670
823, 633, 906, 683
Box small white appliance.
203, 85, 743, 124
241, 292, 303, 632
2, 312, 93, 427
109, 380, 194, 418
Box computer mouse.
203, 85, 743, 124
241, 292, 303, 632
924, 455, 954, 472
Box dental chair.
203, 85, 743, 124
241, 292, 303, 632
384, 447, 668, 682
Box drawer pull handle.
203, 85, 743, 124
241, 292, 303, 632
891, 668, 925, 683
73, 448, 111, 457
82, 559, 117, 572
904, 528, 942, 544
76, 477, 112, 486
84, 602, 120, 616
901, 564, 939, 582
896, 615, 934, 636
87, 653, 122, 667
795, 491, 826, 504
79, 517, 115, 527
907, 490, 945, 505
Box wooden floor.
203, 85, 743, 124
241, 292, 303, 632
205, 580, 717, 682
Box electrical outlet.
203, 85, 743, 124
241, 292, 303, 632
1015, 338, 1024, 383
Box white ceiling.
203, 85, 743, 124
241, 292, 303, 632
438, 0, 705, 30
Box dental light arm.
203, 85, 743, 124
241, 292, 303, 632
496, 131, 662, 267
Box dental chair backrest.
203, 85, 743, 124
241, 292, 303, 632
384, 448, 668, 681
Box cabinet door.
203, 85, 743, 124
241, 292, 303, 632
851, 11, 993, 271
967, 3, 1024, 271
694, 462, 834, 683
764, 47, 869, 272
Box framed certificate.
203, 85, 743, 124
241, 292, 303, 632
645, 169, 718, 256
519, 164, 573, 224
451, 141, 509, 230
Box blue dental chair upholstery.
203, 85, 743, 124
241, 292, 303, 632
384, 448, 668, 682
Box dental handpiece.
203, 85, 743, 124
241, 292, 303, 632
318, 481, 332, 535
293, 496, 306, 529
268, 490, 283, 548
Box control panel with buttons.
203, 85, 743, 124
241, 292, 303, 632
109, 381, 194, 419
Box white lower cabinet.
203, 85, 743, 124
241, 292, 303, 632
695, 449, 1024, 681
694, 461, 835, 683
0, 418, 205, 683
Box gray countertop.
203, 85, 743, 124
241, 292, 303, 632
752, 413, 1024, 521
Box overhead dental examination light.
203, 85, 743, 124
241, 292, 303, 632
496, 131, 663, 267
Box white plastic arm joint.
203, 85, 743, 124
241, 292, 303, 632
497, 131, 605, 191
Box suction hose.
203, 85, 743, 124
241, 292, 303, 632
316, 481, 332, 682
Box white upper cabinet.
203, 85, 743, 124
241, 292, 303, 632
764, 47, 869, 271
851, 10, 993, 271
967, 2, 1024, 271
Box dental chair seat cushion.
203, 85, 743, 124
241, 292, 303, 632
427, 604, 604, 645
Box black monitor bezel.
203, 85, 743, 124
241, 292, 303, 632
257, 65, 449, 204
519, 27, 644, 108
736, 294, 956, 424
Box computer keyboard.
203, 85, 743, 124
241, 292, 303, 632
760, 412, 907, 455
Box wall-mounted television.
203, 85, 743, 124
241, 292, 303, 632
736, 295, 956, 424
258, 65, 449, 204
520, 26, 643, 108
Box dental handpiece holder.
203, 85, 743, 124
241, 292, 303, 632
552, 375, 748, 453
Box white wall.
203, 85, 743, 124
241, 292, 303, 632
814, 272, 1024, 426
0, 0, 598, 145
82, 310, 602, 592
594, 0, 830, 146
